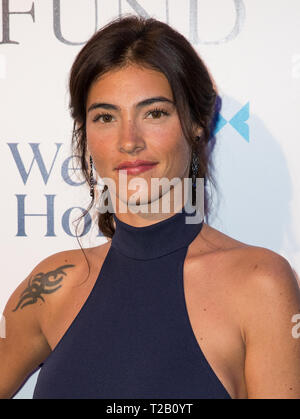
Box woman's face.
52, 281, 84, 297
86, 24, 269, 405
86, 64, 192, 211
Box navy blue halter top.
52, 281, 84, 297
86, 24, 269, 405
33, 206, 231, 399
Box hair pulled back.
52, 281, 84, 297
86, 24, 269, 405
69, 14, 218, 239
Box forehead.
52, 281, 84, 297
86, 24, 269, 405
87, 64, 173, 104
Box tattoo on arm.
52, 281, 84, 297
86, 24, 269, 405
12, 264, 75, 311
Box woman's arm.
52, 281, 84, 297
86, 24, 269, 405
0, 273, 52, 398
0, 252, 78, 398
240, 250, 300, 398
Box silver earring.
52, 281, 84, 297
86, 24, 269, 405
89, 155, 94, 199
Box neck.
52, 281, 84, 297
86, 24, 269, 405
110, 177, 200, 228
111, 204, 204, 260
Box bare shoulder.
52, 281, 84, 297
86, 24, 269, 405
3, 241, 111, 349
206, 231, 300, 347
5, 241, 110, 316
228, 244, 300, 295
196, 222, 300, 314
0, 241, 110, 398
220, 245, 300, 398
235, 245, 300, 322
200, 223, 299, 284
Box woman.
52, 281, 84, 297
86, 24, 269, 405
1, 15, 300, 399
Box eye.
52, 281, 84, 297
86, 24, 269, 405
146, 107, 170, 119
92, 113, 115, 123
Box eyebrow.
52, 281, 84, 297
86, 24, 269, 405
87, 96, 175, 113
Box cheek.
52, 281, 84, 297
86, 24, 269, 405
164, 129, 190, 165
86, 130, 110, 174
86, 125, 100, 151
151, 121, 188, 151
86, 125, 109, 154
175, 141, 191, 174
169, 130, 191, 173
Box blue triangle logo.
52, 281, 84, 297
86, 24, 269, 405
213, 113, 227, 135
229, 102, 249, 142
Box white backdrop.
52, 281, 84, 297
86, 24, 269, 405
1, 0, 299, 398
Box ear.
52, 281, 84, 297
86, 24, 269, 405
192, 123, 203, 139
197, 127, 204, 137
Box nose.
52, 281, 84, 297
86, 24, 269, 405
118, 118, 145, 155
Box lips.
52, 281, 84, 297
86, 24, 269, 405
116, 160, 158, 170
115, 160, 158, 175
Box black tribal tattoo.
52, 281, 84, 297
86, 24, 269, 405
12, 264, 75, 311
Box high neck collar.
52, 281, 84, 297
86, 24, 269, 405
111, 206, 204, 260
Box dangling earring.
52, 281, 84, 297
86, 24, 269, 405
192, 136, 200, 188
191, 136, 200, 206
89, 155, 95, 199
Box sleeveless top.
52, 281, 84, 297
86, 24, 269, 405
32, 206, 231, 399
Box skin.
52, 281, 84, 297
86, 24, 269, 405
85, 64, 197, 224
1, 64, 300, 399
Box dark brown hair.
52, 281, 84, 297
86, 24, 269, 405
69, 14, 218, 240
